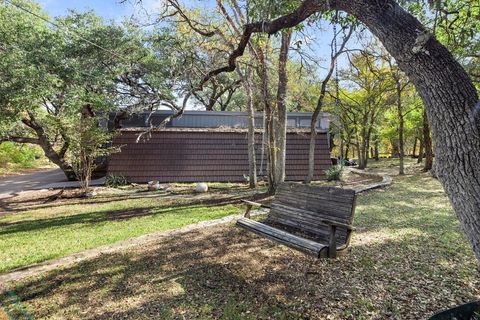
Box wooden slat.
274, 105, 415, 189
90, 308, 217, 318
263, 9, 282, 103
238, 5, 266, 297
277, 183, 356, 201
237, 218, 325, 257
270, 205, 352, 232
274, 193, 354, 216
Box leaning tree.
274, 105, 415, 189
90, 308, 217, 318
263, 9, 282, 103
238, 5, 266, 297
202, 0, 480, 261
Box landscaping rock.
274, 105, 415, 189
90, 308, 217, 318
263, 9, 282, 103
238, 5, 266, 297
148, 181, 161, 191
84, 191, 97, 198
195, 183, 208, 193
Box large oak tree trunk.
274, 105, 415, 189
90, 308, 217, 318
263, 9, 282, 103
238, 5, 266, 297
21, 115, 77, 181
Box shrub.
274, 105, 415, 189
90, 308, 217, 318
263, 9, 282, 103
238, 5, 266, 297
325, 165, 343, 181
105, 174, 129, 188
0, 142, 43, 168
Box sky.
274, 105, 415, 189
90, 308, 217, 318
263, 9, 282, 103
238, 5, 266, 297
38, 0, 152, 22
36, 0, 356, 78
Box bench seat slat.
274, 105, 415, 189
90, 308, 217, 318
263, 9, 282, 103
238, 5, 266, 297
271, 203, 352, 225
237, 218, 326, 257
265, 214, 347, 245
277, 184, 355, 203
275, 194, 353, 216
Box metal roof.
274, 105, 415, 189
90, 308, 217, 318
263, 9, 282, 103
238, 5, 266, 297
115, 110, 330, 132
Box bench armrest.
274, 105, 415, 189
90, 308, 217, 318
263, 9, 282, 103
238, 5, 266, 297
242, 200, 270, 218
322, 219, 355, 258
242, 200, 271, 209
321, 219, 355, 231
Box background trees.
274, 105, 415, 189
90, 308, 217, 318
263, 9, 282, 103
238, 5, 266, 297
0, 1, 183, 181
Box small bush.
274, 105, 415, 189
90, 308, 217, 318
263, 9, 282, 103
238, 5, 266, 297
0, 142, 43, 168
325, 165, 343, 181
105, 174, 129, 188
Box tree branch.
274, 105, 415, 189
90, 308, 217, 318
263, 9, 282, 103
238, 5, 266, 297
201, 0, 324, 85
0, 136, 39, 144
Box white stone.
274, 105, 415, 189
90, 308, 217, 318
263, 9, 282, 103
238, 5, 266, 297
195, 183, 208, 193
148, 180, 161, 191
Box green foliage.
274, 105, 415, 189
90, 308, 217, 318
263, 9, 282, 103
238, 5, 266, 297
325, 164, 343, 181
0, 142, 42, 168
105, 174, 129, 188
402, 0, 480, 88
69, 116, 117, 191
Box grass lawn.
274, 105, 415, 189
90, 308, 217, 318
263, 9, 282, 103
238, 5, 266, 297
1, 162, 479, 319
0, 185, 252, 273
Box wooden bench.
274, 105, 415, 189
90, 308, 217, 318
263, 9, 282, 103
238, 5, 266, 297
237, 182, 357, 258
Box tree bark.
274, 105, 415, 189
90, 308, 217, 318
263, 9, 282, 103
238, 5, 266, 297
339, 0, 480, 260
374, 138, 379, 161
257, 48, 276, 195
423, 109, 433, 171
274, 31, 291, 184
417, 136, 424, 163
21, 115, 77, 181
237, 66, 257, 188
412, 137, 417, 158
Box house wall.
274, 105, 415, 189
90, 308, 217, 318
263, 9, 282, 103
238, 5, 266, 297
108, 130, 331, 183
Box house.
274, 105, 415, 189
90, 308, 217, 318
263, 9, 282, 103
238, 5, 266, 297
107, 111, 332, 183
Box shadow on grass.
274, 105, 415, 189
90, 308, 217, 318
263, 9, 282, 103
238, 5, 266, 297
0, 193, 270, 236
0, 185, 264, 214
5, 221, 479, 320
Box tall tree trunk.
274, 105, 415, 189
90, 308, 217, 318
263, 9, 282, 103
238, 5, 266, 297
417, 137, 424, 164
423, 109, 433, 171
257, 48, 276, 195
274, 31, 291, 185
412, 137, 417, 157
397, 83, 405, 175
237, 66, 257, 188
357, 125, 368, 169
305, 26, 353, 182
374, 139, 379, 161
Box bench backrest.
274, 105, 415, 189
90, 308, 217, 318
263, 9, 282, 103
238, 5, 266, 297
268, 182, 356, 245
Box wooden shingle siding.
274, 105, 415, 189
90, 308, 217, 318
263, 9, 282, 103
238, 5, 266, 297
108, 130, 331, 183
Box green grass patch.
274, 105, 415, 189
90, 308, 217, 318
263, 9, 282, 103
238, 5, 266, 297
0, 194, 240, 272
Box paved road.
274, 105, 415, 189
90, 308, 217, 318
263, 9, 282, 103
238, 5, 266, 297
0, 169, 66, 199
